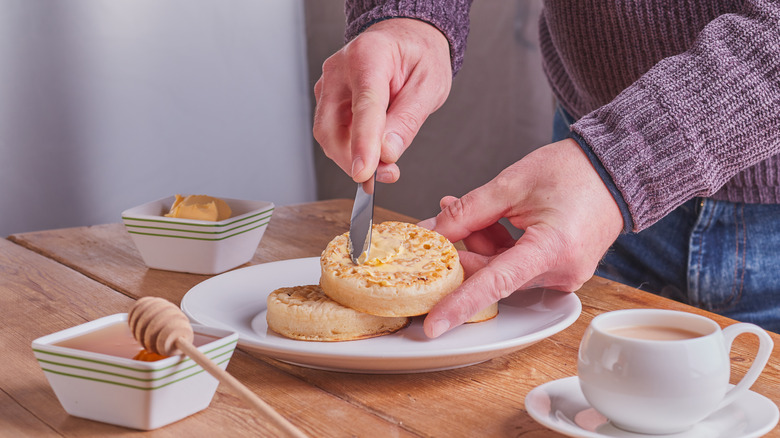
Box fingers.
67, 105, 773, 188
417, 216, 437, 230
431, 185, 512, 244
348, 57, 390, 183
423, 196, 516, 256
439, 195, 458, 210
314, 56, 402, 184
380, 132, 405, 166
313, 40, 391, 184
313, 55, 355, 177
380, 83, 438, 162
376, 162, 400, 184
456, 251, 491, 278
461, 223, 515, 256
376, 69, 452, 180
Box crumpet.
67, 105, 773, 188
319, 221, 464, 317
266, 285, 410, 341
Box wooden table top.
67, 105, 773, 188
3, 199, 779, 437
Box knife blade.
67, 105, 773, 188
349, 173, 376, 264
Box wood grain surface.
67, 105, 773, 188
4, 199, 779, 437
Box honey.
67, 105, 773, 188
55, 321, 217, 362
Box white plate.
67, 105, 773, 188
525, 376, 780, 438
181, 257, 582, 373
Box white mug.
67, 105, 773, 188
577, 309, 773, 434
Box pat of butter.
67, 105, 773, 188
164, 194, 232, 221
355, 232, 428, 274
361, 233, 404, 265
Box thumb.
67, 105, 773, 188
423, 239, 552, 338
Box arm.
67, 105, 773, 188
422, 2, 780, 338
573, 1, 780, 231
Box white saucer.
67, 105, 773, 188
525, 376, 779, 438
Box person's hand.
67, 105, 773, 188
313, 18, 452, 184
418, 138, 625, 338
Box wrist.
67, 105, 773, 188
364, 18, 452, 73
345, 1, 471, 75
568, 134, 634, 233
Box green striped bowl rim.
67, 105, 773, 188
122, 206, 274, 230
124, 215, 271, 241
34, 342, 236, 390
38, 357, 231, 391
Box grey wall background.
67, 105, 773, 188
1, 0, 553, 236
305, 0, 554, 222
0, 0, 316, 236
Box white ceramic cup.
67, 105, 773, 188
577, 309, 773, 434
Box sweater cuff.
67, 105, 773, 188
345, 0, 472, 75
570, 132, 634, 233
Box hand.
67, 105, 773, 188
313, 18, 452, 184
418, 139, 624, 338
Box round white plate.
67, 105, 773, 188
525, 376, 780, 438
181, 257, 582, 373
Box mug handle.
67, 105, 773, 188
717, 323, 774, 410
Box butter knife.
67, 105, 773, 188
349, 173, 376, 264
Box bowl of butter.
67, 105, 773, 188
122, 194, 274, 274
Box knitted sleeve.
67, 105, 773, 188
344, 0, 473, 75
572, 0, 780, 232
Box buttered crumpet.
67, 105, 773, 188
266, 285, 411, 341
320, 221, 464, 317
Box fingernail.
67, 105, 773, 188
376, 166, 395, 184
382, 132, 404, 162
430, 319, 450, 338
351, 156, 364, 179
417, 217, 437, 230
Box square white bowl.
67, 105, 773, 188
121, 196, 274, 274
32, 313, 239, 430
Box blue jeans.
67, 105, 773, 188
553, 106, 780, 333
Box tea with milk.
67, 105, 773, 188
608, 325, 703, 341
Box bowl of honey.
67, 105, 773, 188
31, 313, 238, 430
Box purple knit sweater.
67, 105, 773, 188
345, 0, 780, 232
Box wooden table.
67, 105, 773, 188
3, 199, 779, 437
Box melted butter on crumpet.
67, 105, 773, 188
356, 231, 404, 265
322, 221, 458, 288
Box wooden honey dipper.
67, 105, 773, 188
128, 297, 307, 438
